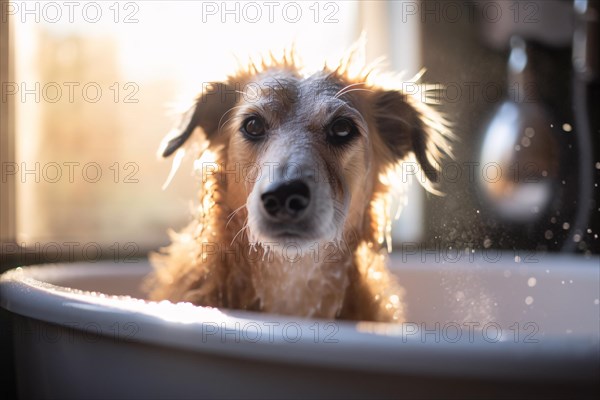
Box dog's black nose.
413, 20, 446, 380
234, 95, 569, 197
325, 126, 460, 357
261, 179, 311, 220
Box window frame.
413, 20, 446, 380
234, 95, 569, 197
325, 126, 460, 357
1, 0, 16, 271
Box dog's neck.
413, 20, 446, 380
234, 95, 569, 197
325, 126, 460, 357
221, 207, 365, 318
253, 244, 355, 318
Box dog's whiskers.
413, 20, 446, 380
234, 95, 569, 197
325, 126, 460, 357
218, 114, 241, 135
226, 204, 247, 229
217, 105, 245, 134
335, 88, 374, 99
333, 82, 367, 99
230, 221, 250, 247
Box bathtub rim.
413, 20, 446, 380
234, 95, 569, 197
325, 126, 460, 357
1, 257, 599, 382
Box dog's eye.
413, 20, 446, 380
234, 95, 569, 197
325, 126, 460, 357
328, 118, 357, 144
241, 116, 266, 139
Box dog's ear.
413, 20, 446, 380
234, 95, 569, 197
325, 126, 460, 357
372, 90, 448, 183
160, 82, 237, 157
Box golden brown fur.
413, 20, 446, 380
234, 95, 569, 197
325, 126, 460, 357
146, 48, 452, 322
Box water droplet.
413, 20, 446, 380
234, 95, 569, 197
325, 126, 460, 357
573, 234, 581, 242
562, 123, 572, 132
483, 238, 492, 248
562, 222, 570, 230
566, 329, 572, 334
550, 123, 554, 128
569, 279, 573, 284
515, 145, 521, 151
595, 234, 598, 239
587, 229, 593, 234
525, 127, 535, 137
596, 162, 600, 170
561, 180, 566, 185
542, 170, 548, 177
545, 269, 550, 274
561, 280, 565, 284
550, 217, 556, 223
544, 230, 554, 240
527, 277, 537, 287
476, 209, 480, 214
514, 255, 521, 263
521, 137, 531, 147
525, 296, 534, 305
594, 299, 599, 305
504, 270, 512, 278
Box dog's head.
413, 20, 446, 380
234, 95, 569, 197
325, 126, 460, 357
160, 55, 450, 249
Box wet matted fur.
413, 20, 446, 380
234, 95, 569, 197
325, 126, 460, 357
145, 47, 452, 322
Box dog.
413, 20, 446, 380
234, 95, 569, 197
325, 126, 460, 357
146, 47, 451, 322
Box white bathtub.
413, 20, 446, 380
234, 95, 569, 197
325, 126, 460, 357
1, 252, 598, 399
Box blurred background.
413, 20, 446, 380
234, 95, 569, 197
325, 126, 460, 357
1, 0, 599, 397
1, 0, 599, 263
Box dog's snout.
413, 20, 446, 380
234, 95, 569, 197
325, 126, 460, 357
261, 179, 311, 220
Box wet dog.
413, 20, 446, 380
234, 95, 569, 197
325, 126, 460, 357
146, 48, 451, 322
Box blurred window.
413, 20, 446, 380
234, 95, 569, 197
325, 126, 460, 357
6, 1, 361, 253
